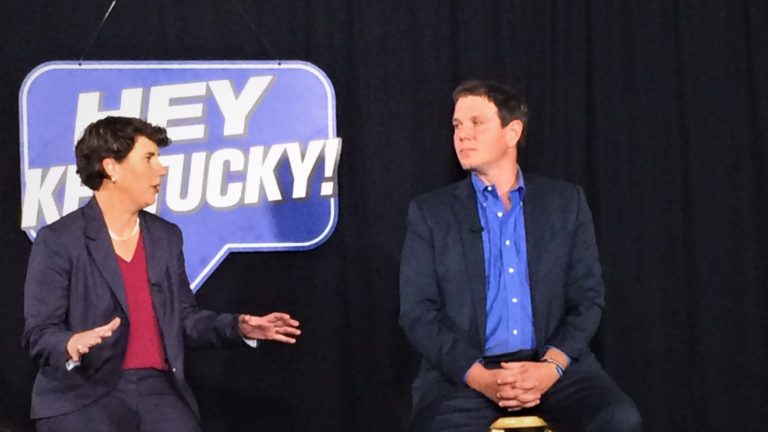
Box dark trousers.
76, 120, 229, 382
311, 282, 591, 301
35, 369, 201, 432
411, 354, 642, 432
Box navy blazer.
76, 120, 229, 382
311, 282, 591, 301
22, 198, 242, 420
399, 175, 606, 414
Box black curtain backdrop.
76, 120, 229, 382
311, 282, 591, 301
2, 1, 767, 431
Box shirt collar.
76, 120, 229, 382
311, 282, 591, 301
470, 167, 526, 204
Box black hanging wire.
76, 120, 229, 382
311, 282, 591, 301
227, 0, 281, 64
78, 0, 119, 65
77, 0, 280, 64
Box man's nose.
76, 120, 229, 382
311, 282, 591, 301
455, 126, 471, 140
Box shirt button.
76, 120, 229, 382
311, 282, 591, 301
505, 240, 510, 246
512, 329, 519, 335
512, 297, 518, 303
497, 211, 503, 218
508, 267, 515, 273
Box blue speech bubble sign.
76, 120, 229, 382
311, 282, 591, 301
20, 61, 341, 291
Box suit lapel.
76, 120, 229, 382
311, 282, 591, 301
452, 178, 487, 345
84, 198, 129, 313
139, 212, 170, 327
522, 177, 547, 349
139, 212, 167, 289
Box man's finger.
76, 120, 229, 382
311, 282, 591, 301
520, 399, 541, 408
514, 380, 537, 391
500, 362, 527, 370
497, 377, 519, 386
497, 389, 524, 400
516, 391, 541, 403
497, 371, 524, 385
498, 399, 523, 409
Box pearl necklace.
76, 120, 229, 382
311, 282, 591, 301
109, 218, 140, 241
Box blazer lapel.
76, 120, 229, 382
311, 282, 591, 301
83, 198, 128, 313
522, 178, 547, 350
139, 212, 170, 326
452, 178, 487, 345
139, 212, 167, 289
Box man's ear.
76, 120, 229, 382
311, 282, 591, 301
505, 120, 524, 147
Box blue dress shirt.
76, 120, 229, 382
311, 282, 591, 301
471, 171, 536, 356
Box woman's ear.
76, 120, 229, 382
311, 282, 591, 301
102, 158, 118, 182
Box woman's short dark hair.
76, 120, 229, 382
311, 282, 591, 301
75, 116, 170, 190
452, 80, 529, 128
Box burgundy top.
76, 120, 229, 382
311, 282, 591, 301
117, 231, 168, 370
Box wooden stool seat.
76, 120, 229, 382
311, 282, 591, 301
489, 415, 552, 431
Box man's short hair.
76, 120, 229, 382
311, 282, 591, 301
75, 116, 170, 190
452, 80, 529, 128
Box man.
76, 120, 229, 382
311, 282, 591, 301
399, 81, 641, 431
22, 117, 301, 431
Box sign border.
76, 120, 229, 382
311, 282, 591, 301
19, 60, 340, 291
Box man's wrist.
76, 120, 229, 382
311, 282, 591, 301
540, 357, 565, 377
542, 346, 570, 367
464, 361, 488, 390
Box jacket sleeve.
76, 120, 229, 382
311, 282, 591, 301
21, 227, 76, 376
170, 225, 242, 349
399, 199, 482, 385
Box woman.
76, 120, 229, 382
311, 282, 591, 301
22, 116, 300, 432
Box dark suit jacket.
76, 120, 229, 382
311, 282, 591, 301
22, 198, 242, 420
399, 175, 606, 414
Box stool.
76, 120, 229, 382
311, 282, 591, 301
488, 415, 552, 432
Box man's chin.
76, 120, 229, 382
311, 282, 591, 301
458, 160, 475, 171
